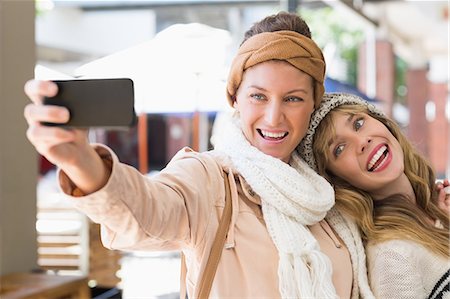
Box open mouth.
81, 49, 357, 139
257, 129, 288, 140
367, 145, 389, 172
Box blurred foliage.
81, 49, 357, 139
35, 0, 53, 17
300, 7, 408, 103
395, 56, 408, 104
299, 7, 365, 87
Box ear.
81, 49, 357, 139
232, 96, 238, 109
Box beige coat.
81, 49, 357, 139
60, 145, 374, 299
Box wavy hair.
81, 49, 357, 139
312, 104, 449, 258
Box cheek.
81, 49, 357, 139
328, 157, 359, 180
293, 110, 313, 136
237, 102, 260, 125
393, 148, 405, 173
299, 120, 310, 137
236, 109, 255, 139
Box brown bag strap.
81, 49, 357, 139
180, 170, 233, 299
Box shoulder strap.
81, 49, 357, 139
180, 170, 233, 299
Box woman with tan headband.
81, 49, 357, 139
23, 12, 374, 298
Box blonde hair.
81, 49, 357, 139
313, 104, 449, 258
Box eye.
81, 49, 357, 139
250, 93, 265, 101
354, 117, 364, 131
285, 96, 303, 102
333, 144, 345, 157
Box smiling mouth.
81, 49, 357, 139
257, 129, 288, 140
367, 145, 389, 172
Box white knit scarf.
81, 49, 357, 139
213, 113, 338, 298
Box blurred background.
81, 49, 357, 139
0, 0, 448, 298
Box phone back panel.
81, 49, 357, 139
43, 78, 136, 128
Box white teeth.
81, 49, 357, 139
260, 130, 286, 138
373, 152, 389, 171
367, 145, 387, 170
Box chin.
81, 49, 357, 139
263, 151, 284, 161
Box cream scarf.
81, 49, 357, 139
213, 113, 337, 298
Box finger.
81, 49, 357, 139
436, 188, 449, 211
26, 124, 76, 150
445, 197, 450, 208
443, 179, 449, 187
24, 80, 58, 104
444, 186, 450, 195
72, 128, 90, 142
24, 104, 70, 125
437, 198, 446, 211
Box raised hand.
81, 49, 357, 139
436, 179, 450, 214
24, 80, 110, 194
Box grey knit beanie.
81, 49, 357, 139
298, 92, 385, 172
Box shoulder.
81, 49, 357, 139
171, 147, 227, 164
168, 147, 224, 173
169, 147, 236, 176
160, 148, 237, 193
367, 239, 417, 252
366, 239, 417, 263
368, 239, 450, 269
366, 239, 444, 275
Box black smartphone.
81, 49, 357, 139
42, 78, 136, 129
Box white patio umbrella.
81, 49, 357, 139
74, 23, 232, 114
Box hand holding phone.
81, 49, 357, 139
42, 78, 136, 128
24, 79, 115, 193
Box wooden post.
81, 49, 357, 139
0, 0, 38, 275
192, 111, 200, 152
138, 113, 148, 174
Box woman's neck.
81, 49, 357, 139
372, 173, 416, 203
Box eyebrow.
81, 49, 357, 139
326, 114, 355, 147
247, 85, 310, 94
247, 85, 267, 91
346, 114, 354, 124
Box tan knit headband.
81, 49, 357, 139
226, 30, 326, 108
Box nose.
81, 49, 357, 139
359, 137, 372, 153
264, 101, 284, 126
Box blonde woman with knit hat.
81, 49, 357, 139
24, 12, 374, 298
299, 92, 450, 298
